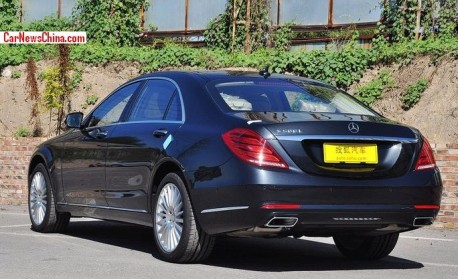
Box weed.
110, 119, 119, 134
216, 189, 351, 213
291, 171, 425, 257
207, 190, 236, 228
402, 79, 429, 110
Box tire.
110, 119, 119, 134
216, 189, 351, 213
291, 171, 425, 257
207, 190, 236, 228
153, 173, 214, 263
28, 163, 70, 233
333, 233, 399, 260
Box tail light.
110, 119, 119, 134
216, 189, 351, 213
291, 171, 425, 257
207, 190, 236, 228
414, 138, 436, 171
222, 128, 288, 169
414, 205, 440, 210
260, 203, 301, 209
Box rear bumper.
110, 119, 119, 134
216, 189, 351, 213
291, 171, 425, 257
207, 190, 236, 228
197, 204, 439, 236
189, 160, 442, 236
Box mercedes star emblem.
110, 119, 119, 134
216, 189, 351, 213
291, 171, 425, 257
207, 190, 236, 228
348, 122, 360, 134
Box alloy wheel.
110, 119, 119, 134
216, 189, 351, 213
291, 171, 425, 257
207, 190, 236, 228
154, 183, 184, 253
29, 171, 48, 225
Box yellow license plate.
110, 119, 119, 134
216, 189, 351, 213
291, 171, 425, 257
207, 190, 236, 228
323, 143, 378, 164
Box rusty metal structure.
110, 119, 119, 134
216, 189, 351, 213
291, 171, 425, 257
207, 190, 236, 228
18, 0, 382, 50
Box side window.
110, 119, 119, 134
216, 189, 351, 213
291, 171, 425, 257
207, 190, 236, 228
129, 80, 182, 122
87, 82, 139, 128
165, 93, 183, 121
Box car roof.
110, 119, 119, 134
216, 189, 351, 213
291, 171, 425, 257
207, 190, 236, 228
130, 70, 334, 89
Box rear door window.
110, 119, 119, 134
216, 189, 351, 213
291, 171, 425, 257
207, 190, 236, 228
128, 79, 183, 122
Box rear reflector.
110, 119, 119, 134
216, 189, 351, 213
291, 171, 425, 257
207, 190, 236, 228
261, 203, 301, 209
414, 138, 436, 171
222, 128, 288, 169
414, 205, 440, 210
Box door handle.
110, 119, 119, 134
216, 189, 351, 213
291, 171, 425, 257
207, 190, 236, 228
153, 129, 168, 137
96, 130, 108, 139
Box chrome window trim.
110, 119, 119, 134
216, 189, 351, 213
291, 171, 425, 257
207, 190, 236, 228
126, 77, 186, 124
81, 76, 186, 130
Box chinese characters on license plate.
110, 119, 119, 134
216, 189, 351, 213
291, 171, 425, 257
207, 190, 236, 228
323, 143, 378, 164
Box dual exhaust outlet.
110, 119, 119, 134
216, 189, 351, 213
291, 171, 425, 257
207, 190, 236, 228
265, 217, 298, 228
413, 217, 434, 227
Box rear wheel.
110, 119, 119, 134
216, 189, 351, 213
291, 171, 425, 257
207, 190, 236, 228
28, 163, 70, 233
333, 233, 399, 260
153, 173, 214, 263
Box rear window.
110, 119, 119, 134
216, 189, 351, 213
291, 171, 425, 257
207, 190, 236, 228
207, 79, 376, 116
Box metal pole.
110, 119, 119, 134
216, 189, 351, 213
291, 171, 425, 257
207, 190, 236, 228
57, 0, 61, 19
185, 0, 189, 34
231, 0, 237, 52
415, 0, 422, 40
328, 0, 334, 27
244, 0, 251, 53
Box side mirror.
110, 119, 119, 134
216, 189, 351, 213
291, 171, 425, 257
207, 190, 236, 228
65, 112, 84, 129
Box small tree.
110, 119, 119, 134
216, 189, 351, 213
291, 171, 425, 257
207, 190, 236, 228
25, 56, 42, 136
42, 45, 72, 135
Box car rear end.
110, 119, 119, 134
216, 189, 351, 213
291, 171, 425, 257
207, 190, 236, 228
194, 74, 442, 239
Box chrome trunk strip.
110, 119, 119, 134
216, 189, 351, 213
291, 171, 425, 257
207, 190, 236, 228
276, 135, 418, 143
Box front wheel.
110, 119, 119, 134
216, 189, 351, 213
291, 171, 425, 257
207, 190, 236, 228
153, 173, 214, 263
28, 163, 70, 233
333, 233, 399, 260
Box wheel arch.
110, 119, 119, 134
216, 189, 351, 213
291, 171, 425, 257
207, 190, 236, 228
149, 158, 188, 209
28, 146, 58, 200
28, 145, 54, 177
28, 154, 46, 177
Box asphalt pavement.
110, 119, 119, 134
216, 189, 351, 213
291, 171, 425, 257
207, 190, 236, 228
1, 205, 457, 279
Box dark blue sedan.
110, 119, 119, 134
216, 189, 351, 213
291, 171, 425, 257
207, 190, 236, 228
28, 71, 442, 263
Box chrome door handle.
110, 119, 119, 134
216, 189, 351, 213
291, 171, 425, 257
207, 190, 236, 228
153, 129, 168, 137
96, 130, 108, 139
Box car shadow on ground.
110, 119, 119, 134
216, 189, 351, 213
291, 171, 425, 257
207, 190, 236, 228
65, 220, 423, 272
207, 237, 423, 272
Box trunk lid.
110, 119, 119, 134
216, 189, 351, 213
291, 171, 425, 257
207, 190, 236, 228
238, 112, 420, 178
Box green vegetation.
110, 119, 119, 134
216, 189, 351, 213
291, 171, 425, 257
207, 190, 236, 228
15, 127, 32, 137
42, 67, 66, 111
73, 0, 149, 46
354, 69, 396, 106
402, 79, 429, 110
204, 0, 270, 52
41, 45, 73, 135
69, 70, 83, 90
0, 0, 19, 29
81, 94, 99, 110
1, 37, 458, 91
11, 70, 21, 78
269, 23, 296, 51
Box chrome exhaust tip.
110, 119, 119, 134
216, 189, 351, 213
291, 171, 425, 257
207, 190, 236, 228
413, 217, 434, 227
265, 217, 298, 228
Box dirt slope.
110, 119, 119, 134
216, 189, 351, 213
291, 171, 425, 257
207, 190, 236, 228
350, 56, 458, 143
0, 61, 138, 136
0, 57, 457, 143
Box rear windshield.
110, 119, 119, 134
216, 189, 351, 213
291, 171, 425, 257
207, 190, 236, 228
207, 79, 376, 116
